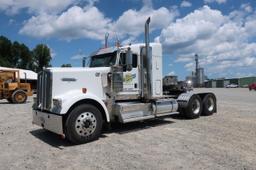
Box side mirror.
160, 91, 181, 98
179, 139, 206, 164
125, 48, 133, 71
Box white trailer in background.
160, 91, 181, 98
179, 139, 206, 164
32, 18, 217, 144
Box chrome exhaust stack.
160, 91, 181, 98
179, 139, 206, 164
140, 17, 151, 99
145, 17, 150, 56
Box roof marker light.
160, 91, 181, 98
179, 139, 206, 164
82, 88, 87, 94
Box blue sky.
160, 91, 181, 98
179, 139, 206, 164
0, 0, 256, 80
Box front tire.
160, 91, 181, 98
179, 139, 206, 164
65, 104, 103, 144
183, 94, 202, 119
12, 90, 27, 104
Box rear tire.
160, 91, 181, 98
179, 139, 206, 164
183, 94, 202, 119
65, 104, 103, 144
202, 94, 216, 116
12, 90, 27, 104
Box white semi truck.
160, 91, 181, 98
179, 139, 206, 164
32, 18, 217, 144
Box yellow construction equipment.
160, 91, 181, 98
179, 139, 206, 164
0, 70, 33, 103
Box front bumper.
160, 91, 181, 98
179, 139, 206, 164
32, 110, 64, 135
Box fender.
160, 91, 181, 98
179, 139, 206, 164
55, 90, 110, 122
177, 92, 194, 108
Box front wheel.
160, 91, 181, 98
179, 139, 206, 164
65, 104, 103, 144
12, 90, 27, 104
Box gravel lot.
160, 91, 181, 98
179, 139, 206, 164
0, 88, 256, 170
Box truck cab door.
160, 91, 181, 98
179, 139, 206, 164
119, 53, 139, 94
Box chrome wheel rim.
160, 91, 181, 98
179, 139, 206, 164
207, 97, 214, 112
75, 112, 97, 137
192, 99, 200, 115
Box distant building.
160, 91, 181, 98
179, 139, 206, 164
205, 76, 256, 88
197, 67, 205, 87
186, 54, 206, 87
239, 77, 256, 87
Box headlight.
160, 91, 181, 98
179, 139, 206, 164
53, 98, 62, 108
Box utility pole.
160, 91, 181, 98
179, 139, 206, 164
195, 54, 199, 87
105, 33, 109, 48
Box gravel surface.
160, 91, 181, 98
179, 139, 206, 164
0, 88, 256, 170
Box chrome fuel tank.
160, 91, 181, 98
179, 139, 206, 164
154, 98, 178, 114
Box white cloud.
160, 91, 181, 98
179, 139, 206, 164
71, 53, 87, 60
0, 0, 99, 15
19, 6, 112, 40
0, 0, 73, 15
180, 1, 192, 8
156, 6, 256, 77
112, 5, 176, 40
156, 6, 225, 51
19, 2, 177, 42
241, 3, 253, 13
204, 0, 227, 4
245, 15, 256, 37
168, 71, 176, 76
8, 18, 15, 25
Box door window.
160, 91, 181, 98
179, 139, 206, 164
119, 53, 137, 68
132, 54, 137, 68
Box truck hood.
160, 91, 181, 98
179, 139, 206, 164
48, 67, 111, 102
47, 67, 110, 73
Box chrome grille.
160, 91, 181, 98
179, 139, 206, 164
37, 70, 52, 110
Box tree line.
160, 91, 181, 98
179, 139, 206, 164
0, 35, 51, 72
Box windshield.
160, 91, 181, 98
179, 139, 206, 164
89, 52, 117, 67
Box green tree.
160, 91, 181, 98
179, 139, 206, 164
0, 36, 12, 67
10, 41, 22, 67
32, 44, 51, 72
10, 41, 33, 69
61, 64, 72, 67
0, 36, 33, 69
17, 43, 32, 69
0, 36, 51, 72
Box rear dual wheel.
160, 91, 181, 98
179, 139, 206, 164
202, 94, 216, 116
183, 94, 202, 119
182, 94, 216, 119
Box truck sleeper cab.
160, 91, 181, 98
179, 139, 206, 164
32, 17, 217, 144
